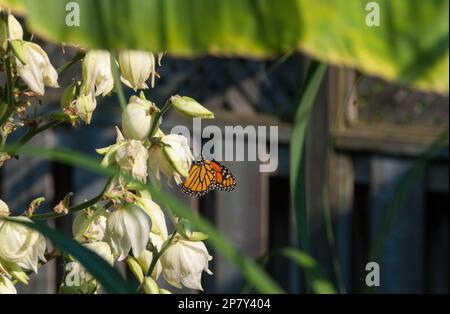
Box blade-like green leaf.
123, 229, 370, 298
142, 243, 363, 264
282, 248, 336, 294
4, 144, 284, 294
290, 61, 327, 254
1, 218, 135, 294
290, 61, 327, 292
1, 0, 447, 93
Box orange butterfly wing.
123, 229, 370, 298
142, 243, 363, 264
182, 159, 236, 197
182, 161, 216, 196
210, 160, 236, 191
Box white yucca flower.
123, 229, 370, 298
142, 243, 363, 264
161, 235, 212, 290
148, 134, 194, 185
122, 95, 160, 140
115, 139, 149, 182
105, 203, 151, 261
15, 42, 59, 96
82, 50, 114, 97
119, 50, 158, 90
0, 216, 46, 273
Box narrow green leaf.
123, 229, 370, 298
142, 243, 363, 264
282, 248, 336, 294
290, 61, 327, 253
2, 217, 135, 294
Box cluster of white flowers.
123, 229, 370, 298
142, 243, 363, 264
60, 50, 161, 125
0, 10, 215, 294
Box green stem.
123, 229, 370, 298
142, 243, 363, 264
0, 55, 15, 128
57, 51, 85, 74
9, 120, 62, 157
110, 52, 126, 110
148, 100, 172, 139
30, 192, 104, 220
136, 231, 178, 293
146, 231, 177, 278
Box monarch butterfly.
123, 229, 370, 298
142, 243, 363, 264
182, 156, 236, 197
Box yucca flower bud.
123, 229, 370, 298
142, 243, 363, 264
74, 89, 97, 125
159, 288, 172, 294
127, 256, 144, 283
148, 134, 193, 185
169, 95, 214, 119
142, 276, 159, 294
0, 11, 23, 50
161, 235, 212, 290
82, 50, 114, 97
122, 95, 160, 140
0, 274, 16, 294
119, 50, 157, 90
15, 41, 59, 96
0, 258, 29, 285
105, 203, 151, 261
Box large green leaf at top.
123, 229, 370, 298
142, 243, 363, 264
1, 0, 448, 94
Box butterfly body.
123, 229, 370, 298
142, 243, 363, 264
182, 158, 236, 197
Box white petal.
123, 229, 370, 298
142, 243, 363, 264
106, 209, 132, 261
137, 198, 168, 240
0, 217, 39, 262
123, 204, 150, 258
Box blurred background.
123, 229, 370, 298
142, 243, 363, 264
0, 0, 448, 294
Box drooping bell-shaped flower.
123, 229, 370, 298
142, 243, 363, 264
161, 235, 212, 290
82, 50, 114, 97
0, 216, 46, 273
119, 50, 158, 90
105, 203, 151, 261
122, 95, 160, 140
15, 42, 59, 96
148, 134, 193, 185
